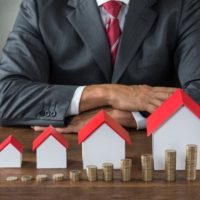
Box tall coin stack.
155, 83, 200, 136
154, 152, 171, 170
120, 159, 132, 182
185, 144, 198, 181
165, 150, 176, 182
86, 165, 98, 182
141, 154, 153, 182
102, 163, 113, 182
69, 170, 81, 182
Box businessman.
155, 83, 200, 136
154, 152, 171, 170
0, 0, 200, 133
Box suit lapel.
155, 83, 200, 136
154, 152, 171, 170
66, 0, 112, 82
112, 0, 158, 83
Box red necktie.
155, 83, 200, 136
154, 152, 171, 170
103, 1, 122, 65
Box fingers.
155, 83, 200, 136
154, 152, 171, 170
153, 91, 172, 101
149, 97, 163, 108
31, 126, 47, 132
152, 87, 177, 93
55, 126, 75, 134
146, 104, 157, 113
141, 86, 177, 113
149, 87, 177, 110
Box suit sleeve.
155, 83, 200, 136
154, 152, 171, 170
174, 0, 200, 104
0, 0, 78, 126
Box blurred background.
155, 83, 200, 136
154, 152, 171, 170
0, 0, 22, 57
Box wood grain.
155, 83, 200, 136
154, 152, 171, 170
0, 127, 199, 200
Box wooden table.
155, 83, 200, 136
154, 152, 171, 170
0, 127, 199, 200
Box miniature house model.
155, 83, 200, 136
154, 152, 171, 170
32, 126, 68, 169
147, 89, 200, 170
78, 110, 132, 169
0, 135, 23, 168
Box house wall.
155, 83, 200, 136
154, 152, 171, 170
37, 136, 67, 169
153, 107, 200, 170
82, 123, 125, 169
0, 144, 22, 168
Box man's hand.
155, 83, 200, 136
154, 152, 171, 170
108, 85, 177, 113
32, 108, 136, 134
79, 84, 176, 113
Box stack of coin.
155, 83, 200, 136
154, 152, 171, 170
69, 170, 81, 182
102, 163, 113, 182
86, 165, 98, 182
21, 175, 33, 183
165, 150, 176, 182
52, 173, 64, 182
36, 175, 48, 182
141, 154, 153, 182
120, 159, 132, 182
185, 144, 198, 181
6, 176, 18, 182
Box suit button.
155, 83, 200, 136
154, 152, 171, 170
39, 111, 45, 117
45, 111, 50, 117
50, 111, 57, 117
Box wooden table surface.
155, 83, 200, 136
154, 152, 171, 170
0, 127, 199, 200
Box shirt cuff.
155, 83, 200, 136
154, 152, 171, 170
132, 112, 146, 130
66, 86, 86, 116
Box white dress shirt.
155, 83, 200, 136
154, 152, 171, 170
66, 0, 146, 130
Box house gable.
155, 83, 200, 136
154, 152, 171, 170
32, 126, 68, 151
147, 89, 200, 136
0, 135, 23, 153
78, 110, 132, 145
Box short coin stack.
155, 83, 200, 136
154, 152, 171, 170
69, 170, 81, 182
52, 173, 64, 182
36, 175, 48, 182
21, 175, 33, 183
86, 165, 98, 182
165, 150, 176, 182
102, 163, 113, 182
120, 159, 132, 182
141, 154, 153, 182
6, 176, 18, 182
185, 144, 198, 181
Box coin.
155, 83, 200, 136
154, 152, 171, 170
165, 149, 176, 182
21, 175, 33, 183
6, 176, 18, 182
86, 165, 97, 182
141, 154, 153, 182
102, 163, 113, 182
36, 175, 48, 182
121, 159, 132, 182
69, 170, 81, 182
186, 144, 197, 181
52, 173, 64, 182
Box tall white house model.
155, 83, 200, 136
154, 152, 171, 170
147, 89, 200, 170
32, 126, 69, 169
78, 110, 132, 169
0, 135, 23, 168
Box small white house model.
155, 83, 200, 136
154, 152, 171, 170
78, 110, 132, 169
32, 125, 69, 169
147, 89, 200, 170
0, 135, 23, 168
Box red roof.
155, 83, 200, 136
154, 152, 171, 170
78, 110, 132, 145
32, 125, 69, 151
0, 135, 24, 153
147, 89, 200, 136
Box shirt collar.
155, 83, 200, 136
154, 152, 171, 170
96, 0, 130, 6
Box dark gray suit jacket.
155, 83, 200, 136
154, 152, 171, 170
0, 0, 200, 126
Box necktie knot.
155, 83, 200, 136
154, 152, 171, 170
103, 1, 122, 18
